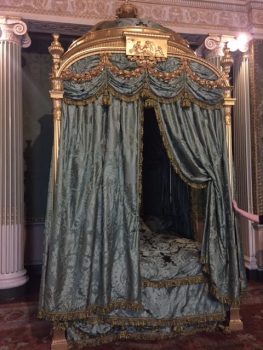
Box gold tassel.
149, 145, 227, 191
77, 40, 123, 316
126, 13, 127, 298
102, 86, 111, 106
181, 91, 191, 108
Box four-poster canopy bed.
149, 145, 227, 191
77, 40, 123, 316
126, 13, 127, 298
39, 1, 246, 348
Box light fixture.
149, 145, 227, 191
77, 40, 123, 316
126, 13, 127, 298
227, 33, 252, 53
227, 38, 239, 52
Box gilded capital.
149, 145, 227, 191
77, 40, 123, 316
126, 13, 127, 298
0, 17, 31, 48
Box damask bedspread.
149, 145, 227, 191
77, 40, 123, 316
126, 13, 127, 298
67, 224, 226, 345
140, 224, 202, 282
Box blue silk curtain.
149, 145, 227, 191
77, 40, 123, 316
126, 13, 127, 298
156, 102, 245, 302
39, 53, 246, 320
39, 96, 143, 317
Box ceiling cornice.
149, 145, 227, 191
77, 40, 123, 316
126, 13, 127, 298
1, 0, 263, 38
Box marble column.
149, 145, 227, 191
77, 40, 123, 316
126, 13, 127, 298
232, 52, 256, 271
203, 35, 257, 272
203, 35, 224, 69
0, 17, 31, 289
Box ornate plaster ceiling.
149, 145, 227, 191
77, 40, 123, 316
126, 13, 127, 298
1, 0, 263, 38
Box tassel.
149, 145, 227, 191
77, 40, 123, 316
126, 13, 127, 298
181, 91, 191, 108
102, 87, 111, 107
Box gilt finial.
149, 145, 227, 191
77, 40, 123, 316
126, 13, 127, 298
116, 0, 138, 18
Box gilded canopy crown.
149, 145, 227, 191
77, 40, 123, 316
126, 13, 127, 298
116, 1, 138, 18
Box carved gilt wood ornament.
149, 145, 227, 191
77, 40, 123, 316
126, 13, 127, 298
124, 31, 169, 67
48, 0, 231, 180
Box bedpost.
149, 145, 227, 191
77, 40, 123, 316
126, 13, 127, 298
51, 327, 68, 350
48, 34, 66, 348
221, 44, 243, 332
221, 44, 235, 196
229, 305, 243, 331
48, 33, 64, 182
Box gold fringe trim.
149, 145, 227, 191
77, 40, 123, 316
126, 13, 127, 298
209, 284, 240, 306
200, 257, 241, 306
63, 86, 222, 110
63, 85, 106, 106
88, 312, 225, 327
142, 275, 207, 288
68, 322, 223, 348
38, 300, 143, 322
153, 103, 207, 189
138, 102, 144, 213
40, 302, 225, 326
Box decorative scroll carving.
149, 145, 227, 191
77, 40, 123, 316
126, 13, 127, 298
204, 35, 237, 58
204, 35, 224, 57
204, 36, 219, 51
0, 17, 31, 48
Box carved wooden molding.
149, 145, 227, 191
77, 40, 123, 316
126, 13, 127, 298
1, 1, 263, 38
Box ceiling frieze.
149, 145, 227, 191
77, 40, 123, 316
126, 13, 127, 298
0, 0, 263, 37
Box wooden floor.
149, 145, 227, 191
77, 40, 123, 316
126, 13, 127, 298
0, 275, 263, 350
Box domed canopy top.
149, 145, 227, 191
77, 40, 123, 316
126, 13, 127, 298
90, 17, 187, 47
64, 1, 192, 61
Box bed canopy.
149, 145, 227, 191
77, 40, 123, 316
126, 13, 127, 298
39, 1, 246, 347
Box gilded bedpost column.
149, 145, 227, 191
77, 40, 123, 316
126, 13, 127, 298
0, 17, 31, 289
221, 45, 235, 196
221, 45, 243, 331
48, 34, 64, 181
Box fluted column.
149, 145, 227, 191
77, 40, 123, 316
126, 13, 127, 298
0, 17, 31, 289
232, 53, 257, 270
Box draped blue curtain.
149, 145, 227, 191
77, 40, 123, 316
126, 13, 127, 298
155, 102, 246, 302
39, 96, 143, 317
39, 53, 246, 321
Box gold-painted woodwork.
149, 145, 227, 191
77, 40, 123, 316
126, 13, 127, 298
229, 306, 244, 331
51, 328, 68, 350
221, 45, 234, 79
57, 25, 227, 86
48, 34, 64, 181
220, 45, 235, 198
124, 31, 169, 67
116, 0, 138, 19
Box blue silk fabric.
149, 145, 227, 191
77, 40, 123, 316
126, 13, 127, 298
39, 53, 246, 338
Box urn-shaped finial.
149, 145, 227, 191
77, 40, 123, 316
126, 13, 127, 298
116, 0, 138, 18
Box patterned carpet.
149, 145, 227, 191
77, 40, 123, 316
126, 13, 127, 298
0, 279, 263, 350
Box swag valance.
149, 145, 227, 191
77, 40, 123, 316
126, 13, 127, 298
62, 54, 225, 108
